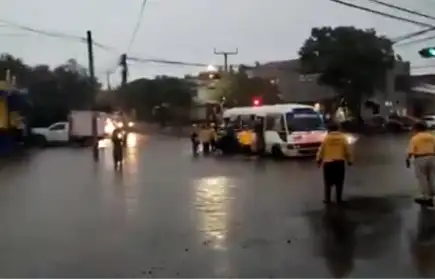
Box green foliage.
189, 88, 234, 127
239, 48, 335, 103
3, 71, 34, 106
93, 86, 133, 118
213, 66, 281, 106
0, 53, 98, 126
298, 26, 395, 115
117, 75, 195, 122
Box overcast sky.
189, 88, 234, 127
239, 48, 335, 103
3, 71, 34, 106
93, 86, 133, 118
1, 0, 435, 86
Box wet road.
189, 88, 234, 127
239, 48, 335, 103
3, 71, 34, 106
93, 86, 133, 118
0, 133, 434, 277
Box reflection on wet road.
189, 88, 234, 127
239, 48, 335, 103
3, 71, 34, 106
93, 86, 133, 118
0, 133, 433, 277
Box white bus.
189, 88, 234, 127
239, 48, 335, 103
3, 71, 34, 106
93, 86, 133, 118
223, 104, 329, 157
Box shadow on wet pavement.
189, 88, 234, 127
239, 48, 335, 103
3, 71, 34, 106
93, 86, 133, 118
0, 133, 432, 277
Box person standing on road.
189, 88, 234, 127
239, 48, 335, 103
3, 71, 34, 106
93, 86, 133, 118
237, 125, 255, 158
199, 123, 212, 156
111, 127, 124, 169
209, 123, 216, 152
190, 124, 200, 156
406, 122, 435, 207
316, 122, 353, 204
254, 117, 265, 156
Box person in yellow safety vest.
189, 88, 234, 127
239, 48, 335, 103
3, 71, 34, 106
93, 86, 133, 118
237, 125, 255, 156
316, 122, 353, 205
406, 121, 435, 207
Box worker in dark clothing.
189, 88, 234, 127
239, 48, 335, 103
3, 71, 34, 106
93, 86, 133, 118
218, 124, 237, 155
316, 122, 353, 204
111, 127, 125, 169
254, 117, 265, 155
190, 124, 200, 156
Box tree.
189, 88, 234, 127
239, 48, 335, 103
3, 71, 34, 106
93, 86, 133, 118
298, 26, 395, 119
0, 53, 99, 126
117, 76, 195, 123
213, 66, 281, 107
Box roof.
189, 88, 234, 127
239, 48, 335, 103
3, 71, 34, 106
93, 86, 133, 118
223, 103, 315, 117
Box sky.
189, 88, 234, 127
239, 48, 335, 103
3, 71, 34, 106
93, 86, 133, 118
1, 0, 435, 87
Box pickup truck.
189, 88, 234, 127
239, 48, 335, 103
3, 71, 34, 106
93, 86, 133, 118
31, 111, 107, 146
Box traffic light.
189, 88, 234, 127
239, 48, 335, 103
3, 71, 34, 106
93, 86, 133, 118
252, 97, 262, 106
419, 47, 435, 58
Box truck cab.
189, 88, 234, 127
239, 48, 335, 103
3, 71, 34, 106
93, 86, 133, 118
31, 121, 69, 144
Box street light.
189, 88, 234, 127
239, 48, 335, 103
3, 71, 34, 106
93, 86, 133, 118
207, 64, 217, 72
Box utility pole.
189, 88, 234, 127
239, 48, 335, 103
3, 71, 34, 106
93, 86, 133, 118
87, 30, 99, 162
106, 71, 112, 90
213, 48, 238, 72
119, 53, 128, 122
120, 53, 128, 86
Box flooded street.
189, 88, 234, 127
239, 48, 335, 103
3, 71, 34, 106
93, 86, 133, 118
0, 133, 432, 277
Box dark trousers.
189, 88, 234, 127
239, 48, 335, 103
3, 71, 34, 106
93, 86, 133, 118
323, 160, 346, 203
210, 139, 216, 151
241, 145, 252, 156
113, 144, 123, 166
203, 142, 210, 155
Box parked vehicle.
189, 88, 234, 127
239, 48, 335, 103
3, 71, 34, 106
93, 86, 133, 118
31, 110, 107, 146
386, 114, 415, 133
422, 115, 435, 129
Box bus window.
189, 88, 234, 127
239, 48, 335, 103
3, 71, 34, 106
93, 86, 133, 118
274, 115, 286, 132
286, 110, 325, 132
240, 115, 257, 128
265, 115, 277, 130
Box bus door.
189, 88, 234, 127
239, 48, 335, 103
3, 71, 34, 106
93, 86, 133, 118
264, 113, 287, 145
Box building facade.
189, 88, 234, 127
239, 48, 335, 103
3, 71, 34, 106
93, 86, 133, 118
246, 59, 411, 118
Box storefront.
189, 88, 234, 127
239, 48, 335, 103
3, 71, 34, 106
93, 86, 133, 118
0, 81, 29, 155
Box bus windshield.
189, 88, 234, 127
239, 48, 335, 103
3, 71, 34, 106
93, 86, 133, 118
286, 109, 325, 132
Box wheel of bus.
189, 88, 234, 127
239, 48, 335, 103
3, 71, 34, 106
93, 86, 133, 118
271, 145, 284, 159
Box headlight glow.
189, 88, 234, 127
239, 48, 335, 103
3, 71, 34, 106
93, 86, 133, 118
128, 122, 134, 127
346, 134, 358, 144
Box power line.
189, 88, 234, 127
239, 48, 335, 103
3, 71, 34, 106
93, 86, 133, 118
393, 27, 435, 43
127, 0, 148, 53
367, 0, 435, 21
396, 34, 435, 47
328, 0, 435, 28
128, 56, 209, 67
0, 18, 117, 52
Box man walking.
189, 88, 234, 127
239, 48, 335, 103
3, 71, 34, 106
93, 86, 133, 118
406, 122, 435, 207
316, 122, 353, 204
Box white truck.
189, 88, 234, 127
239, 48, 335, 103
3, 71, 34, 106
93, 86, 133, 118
31, 110, 107, 146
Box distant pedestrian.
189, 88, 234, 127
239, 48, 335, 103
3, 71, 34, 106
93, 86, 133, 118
111, 127, 124, 169
253, 117, 265, 156
190, 124, 200, 156
209, 123, 218, 152
199, 124, 213, 156
406, 122, 435, 207
316, 122, 353, 204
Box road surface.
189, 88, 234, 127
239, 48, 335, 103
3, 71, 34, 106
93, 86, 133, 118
0, 133, 433, 277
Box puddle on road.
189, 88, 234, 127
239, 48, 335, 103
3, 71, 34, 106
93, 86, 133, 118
193, 176, 235, 251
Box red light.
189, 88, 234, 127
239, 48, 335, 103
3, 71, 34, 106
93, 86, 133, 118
252, 97, 262, 106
